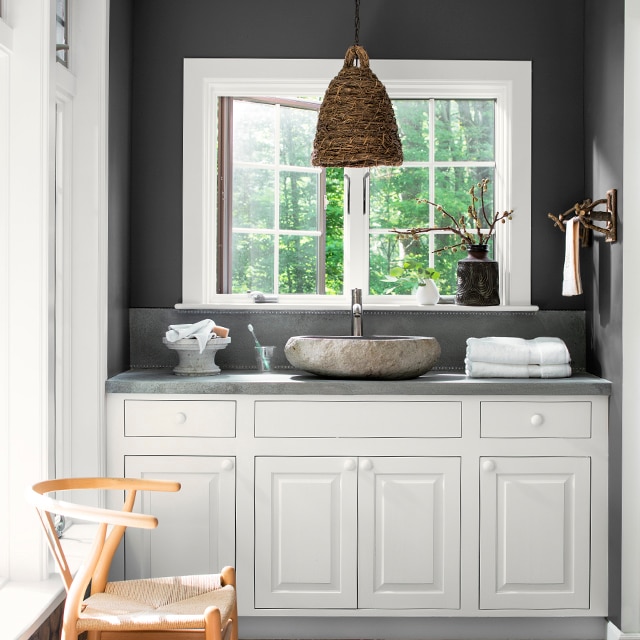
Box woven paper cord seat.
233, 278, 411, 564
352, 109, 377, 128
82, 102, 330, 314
78, 576, 236, 632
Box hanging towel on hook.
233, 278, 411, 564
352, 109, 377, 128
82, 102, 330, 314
562, 217, 583, 296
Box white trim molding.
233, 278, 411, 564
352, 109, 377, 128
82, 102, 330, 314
609, 621, 640, 640
182, 58, 532, 308
622, 0, 640, 634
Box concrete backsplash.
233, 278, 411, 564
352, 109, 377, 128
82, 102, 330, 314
130, 308, 587, 373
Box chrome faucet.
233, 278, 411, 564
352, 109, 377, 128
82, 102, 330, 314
351, 288, 363, 337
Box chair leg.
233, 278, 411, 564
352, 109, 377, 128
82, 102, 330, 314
204, 606, 223, 640
61, 616, 79, 640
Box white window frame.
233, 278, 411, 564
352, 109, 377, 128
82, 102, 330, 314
182, 58, 532, 309
0, 0, 108, 594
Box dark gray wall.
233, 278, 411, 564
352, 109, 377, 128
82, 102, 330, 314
127, 0, 586, 310
584, 0, 624, 626
107, 0, 132, 377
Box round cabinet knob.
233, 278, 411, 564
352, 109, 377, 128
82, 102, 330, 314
221, 458, 234, 471
530, 413, 544, 427
344, 459, 357, 471
360, 459, 373, 471
482, 459, 496, 472
175, 412, 187, 424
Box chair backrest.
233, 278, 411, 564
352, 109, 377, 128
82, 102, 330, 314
27, 477, 181, 605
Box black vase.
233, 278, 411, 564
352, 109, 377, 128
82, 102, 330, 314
455, 244, 500, 306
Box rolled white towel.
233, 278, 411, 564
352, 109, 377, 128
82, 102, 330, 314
465, 337, 570, 366
465, 359, 572, 378
166, 319, 215, 354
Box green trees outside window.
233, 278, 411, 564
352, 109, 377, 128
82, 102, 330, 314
223, 97, 495, 297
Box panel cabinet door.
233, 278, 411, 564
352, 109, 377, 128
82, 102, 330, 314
254, 456, 358, 609
358, 457, 461, 609
479, 456, 590, 609
124, 455, 236, 580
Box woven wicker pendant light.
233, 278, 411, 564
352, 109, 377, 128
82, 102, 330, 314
312, 0, 403, 168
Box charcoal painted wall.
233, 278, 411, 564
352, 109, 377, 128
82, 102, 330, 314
584, 0, 624, 626
126, 0, 586, 309
107, 0, 132, 377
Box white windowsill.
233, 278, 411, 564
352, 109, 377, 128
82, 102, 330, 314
176, 301, 540, 312
0, 524, 96, 640
0, 576, 65, 640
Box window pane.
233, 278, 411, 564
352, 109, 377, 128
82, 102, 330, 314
433, 234, 464, 296
433, 166, 495, 229
232, 234, 274, 293
369, 233, 432, 295
434, 100, 495, 162
233, 100, 275, 164
325, 167, 344, 296
394, 100, 430, 162
280, 106, 317, 167
279, 235, 319, 294
56, 0, 68, 66
233, 167, 274, 228
280, 171, 319, 231
369, 167, 430, 229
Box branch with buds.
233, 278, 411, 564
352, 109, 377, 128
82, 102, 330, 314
393, 178, 513, 254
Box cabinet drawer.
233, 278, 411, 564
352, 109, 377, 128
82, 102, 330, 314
480, 401, 591, 438
124, 400, 236, 437
255, 401, 461, 437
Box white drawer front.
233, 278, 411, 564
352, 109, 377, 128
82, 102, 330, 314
481, 401, 591, 438
255, 401, 461, 438
125, 400, 236, 437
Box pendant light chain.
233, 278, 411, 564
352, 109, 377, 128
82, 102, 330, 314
354, 0, 360, 46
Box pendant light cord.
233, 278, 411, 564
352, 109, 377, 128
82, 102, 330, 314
354, 0, 360, 46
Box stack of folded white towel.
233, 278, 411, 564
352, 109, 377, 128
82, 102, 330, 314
465, 337, 572, 378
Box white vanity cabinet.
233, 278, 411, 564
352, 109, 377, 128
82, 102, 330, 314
254, 455, 460, 610
479, 456, 591, 609
124, 455, 236, 580
106, 378, 609, 626
106, 398, 237, 580
476, 399, 604, 611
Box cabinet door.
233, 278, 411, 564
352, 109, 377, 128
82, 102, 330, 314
124, 455, 236, 579
479, 457, 590, 609
358, 457, 460, 609
254, 457, 358, 609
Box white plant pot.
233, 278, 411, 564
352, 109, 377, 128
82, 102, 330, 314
416, 280, 440, 305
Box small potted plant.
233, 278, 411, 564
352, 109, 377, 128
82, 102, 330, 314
382, 259, 441, 305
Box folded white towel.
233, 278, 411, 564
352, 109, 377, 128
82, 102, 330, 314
466, 337, 570, 366
465, 360, 572, 378
562, 217, 583, 296
166, 319, 215, 354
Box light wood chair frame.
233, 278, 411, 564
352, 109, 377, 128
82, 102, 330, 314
28, 477, 238, 640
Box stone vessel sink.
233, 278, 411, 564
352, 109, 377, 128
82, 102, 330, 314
284, 335, 441, 380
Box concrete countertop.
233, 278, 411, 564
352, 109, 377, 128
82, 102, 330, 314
106, 369, 611, 396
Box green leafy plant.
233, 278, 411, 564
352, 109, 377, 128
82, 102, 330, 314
382, 258, 440, 295
393, 178, 513, 254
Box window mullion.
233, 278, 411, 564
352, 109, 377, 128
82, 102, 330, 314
273, 104, 281, 294
429, 98, 436, 269
345, 166, 368, 295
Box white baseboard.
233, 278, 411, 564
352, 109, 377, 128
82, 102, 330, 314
608, 621, 640, 640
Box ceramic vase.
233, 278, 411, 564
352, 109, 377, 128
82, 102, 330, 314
455, 244, 500, 306
416, 279, 440, 305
